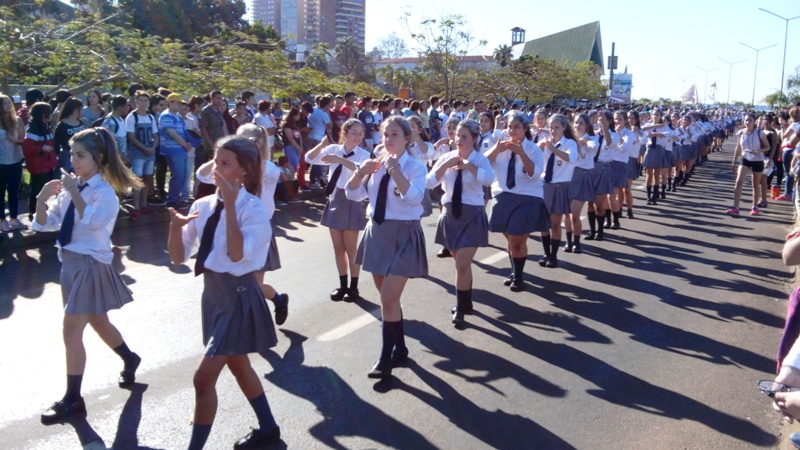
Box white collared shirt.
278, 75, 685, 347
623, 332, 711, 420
408, 141, 436, 162
196, 161, 283, 219
628, 129, 644, 158
616, 128, 636, 162
541, 137, 578, 183
345, 151, 427, 220
33, 173, 119, 264
645, 124, 672, 148
305, 144, 371, 190
491, 138, 544, 197
479, 130, 503, 155
595, 130, 621, 163
425, 149, 495, 206
572, 134, 598, 170
180, 187, 271, 276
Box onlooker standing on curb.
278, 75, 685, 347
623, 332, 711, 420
198, 90, 230, 199
159, 93, 193, 209
0, 94, 25, 231
53, 97, 87, 173
125, 91, 159, 217
22, 102, 57, 222
100, 95, 130, 164
303, 98, 333, 188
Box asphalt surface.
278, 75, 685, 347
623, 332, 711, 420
0, 138, 795, 449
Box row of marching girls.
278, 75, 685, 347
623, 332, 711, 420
34, 124, 286, 448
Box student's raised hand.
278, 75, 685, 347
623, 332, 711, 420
168, 207, 199, 228
37, 179, 63, 202
357, 158, 382, 176
60, 168, 80, 191
321, 154, 344, 165
434, 138, 451, 148
213, 169, 241, 204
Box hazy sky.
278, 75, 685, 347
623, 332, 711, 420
365, 0, 800, 104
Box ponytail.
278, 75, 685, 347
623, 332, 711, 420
70, 128, 142, 193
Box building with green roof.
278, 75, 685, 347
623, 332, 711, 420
512, 21, 604, 70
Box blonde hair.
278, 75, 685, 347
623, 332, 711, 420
0, 94, 18, 134
236, 123, 270, 160
70, 128, 142, 193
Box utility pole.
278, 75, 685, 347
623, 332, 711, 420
607, 42, 617, 96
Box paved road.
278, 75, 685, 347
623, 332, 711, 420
0, 140, 794, 449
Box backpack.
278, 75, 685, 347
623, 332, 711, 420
92, 114, 120, 134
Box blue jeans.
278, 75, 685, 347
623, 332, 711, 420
164, 152, 188, 205
0, 161, 23, 220
784, 149, 794, 197
284, 145, 299, 172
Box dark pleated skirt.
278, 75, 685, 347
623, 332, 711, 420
320, 187, 368, 231
356, 219, 428, 278
422, 188, 433, 217
698, 134, 710, 147
261, 234, 281, 272
60, 250, 134, 315
543, 182, 571, 215
691, 142, 701, 158
675, 144, 693, 161
626, 157, 639, 180
639, 144, 647, 156
643, 145, 670, 168
610, 161, 628, 188
569, 167, 596, 201
664, 150, 676, 167
435, 203, 489, 249
489, 192, 551, 235
591, 162, 614, 195
201, 270, 278, 356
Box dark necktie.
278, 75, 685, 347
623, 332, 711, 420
452, 165, 463, 218
57, 183, 88, 247
194, 200, 224, 276
325, 150, 355, 196
594, 134, 604, 162
373, 172, 391, 224
651, 126, 658, 147
544, 143, 561, 183
506, 149, 517, 189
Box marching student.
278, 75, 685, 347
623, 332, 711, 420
426, 119, 494, 327
168, 136, 281, 449
479, 111, 504, 204
345, 116, 428, 379
726, 112, 770, 216
564, 113, 598, 253
674, 115, 695, 190
586, 110, 618, 241
432, 116, 460, 257
662, 114, 680, 193
538, 114, 578, 267
33, 128, 142, 425
485, 110, 548, 292
606, 110, 631, 230
622, 110, 643, 218
642, 108, 671, 205
407, 115, 437, 217
305, 119, 371, 302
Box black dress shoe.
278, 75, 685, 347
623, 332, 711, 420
563, 244, 573, 253
502, 274, 514, 286
119, 353, 141, 388
234, 426, 281, 449
330, 287, 347, 301
610, 222, 620, 230
595, 232, 604, 242
585, 233, 596, 241
436, 247, 452, 258
626, 211, 634, 219
452, 304, 465, 326
538, 256, 547, 267
344, 288, 359, 302
509, 277, 524, 292
368, 358, 392, 379
545, 257, 558, 268
41, 397, 86, 425
273, 293, 289, 326
391, 347, 409, 367
572, 244, 581, 254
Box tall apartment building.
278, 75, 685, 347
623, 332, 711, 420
250, 0, 365, 52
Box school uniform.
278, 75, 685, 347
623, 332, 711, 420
643, 124, 673, 168
306, 144, 371, 230
569, 134, 598, 202
676, 127, 694, 161
409, 141, 437, 217
611, 128, 633, 188
488, 138, 550, 234
541, 137, 578, 215
480, 130, 503, 200
33, 173, 133, 313
346, 152, 428, 278
591, 130, 620, 195
426, 149, 494, 250
627, 130, 643, 179
662, 127, 677, 167
179, 188, 277, 356
689, 123, 702, 158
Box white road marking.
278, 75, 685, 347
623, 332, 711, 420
317, 308, 381, 341
479, 251, 508, 265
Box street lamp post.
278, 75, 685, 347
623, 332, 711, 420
759, 8, 800, 94
696, 66, 719, 105
739, 42, 778, 105
648, 77, 662, 100
718, 58, 746, 105
674, 74, 690, 99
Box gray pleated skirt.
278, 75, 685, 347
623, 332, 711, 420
543, 182, 571, 215
664, 150, 675, 167
569, 167, 596, 202
610, 161, 628, 188
356, 219, 428, 278
60, 250, 134, 315
489, 192, 551, 235
422, 188, 434, 217
320, 187, 368, 231
639, 144, 647, 156
201, 270, 278, 357
261, 234, 281, 272
591, 162, 614, 195
626, 157, 638, 180
435, 203, 489, 249
643, 145, 670, 168
698, 134, 710, 147
691, 142, 701, 158
675, 144, 693, 161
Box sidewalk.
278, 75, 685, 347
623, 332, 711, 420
0, 187, 327, 253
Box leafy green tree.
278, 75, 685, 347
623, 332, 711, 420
376, 32, 409, 60
334, 36, 364, 78
116, 0, 247, 40
493, 44, 513, 68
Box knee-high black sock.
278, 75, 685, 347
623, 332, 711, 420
395, 312, 406, 351
574, 235, 581, 248
338, 275, 347, 289
541, 235, 551, 257
188, 423, 212, 450
113, 342, 138, 368
661, 184, 667, 196
587, 211, 597, 234
566, 232, 573, 247
380, 320, 399, 361
63, 374, 83, 403
512, 257, 526, 279
646, 185, 652, 200
595, 214, 605, 237
667, 176, 672, 189
349, 276, 359, 290
673, 176, 680, 187
550, 239, 561, 259
612, 210, 621, 226
248, 393, 277, 432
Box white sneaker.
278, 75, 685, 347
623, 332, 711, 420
9, 218, 27, 230
0, 220, 11, 232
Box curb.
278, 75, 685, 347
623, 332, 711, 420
0, 189, 327, 253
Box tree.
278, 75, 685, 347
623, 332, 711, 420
764, 91, 789, 109
493, 44, 513, 68
376, 32, 409, 60
116, 0, 247, 40
333, 36, 363, 78
402, 11, 486, 101
305, 43, 332, 74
